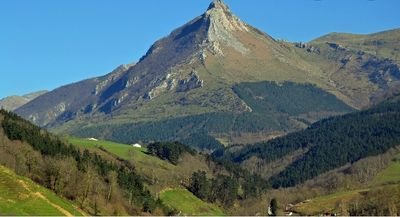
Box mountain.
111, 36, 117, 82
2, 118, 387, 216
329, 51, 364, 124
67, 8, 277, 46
15, 0, 400, 149
0, 90, 47, 111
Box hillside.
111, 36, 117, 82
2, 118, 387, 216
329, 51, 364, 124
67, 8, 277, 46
1, 108, 271, 215
67, 137, 215, 193
0, 109, 171, 215
160, 188, 224, 216
15, 0, 400, 150
0, 90, 47, 111
68, 137, 222, 213
291, 151, 400, 215
0, 165, 84, 216
217, 99, 400, 188
67, 137, 272, 215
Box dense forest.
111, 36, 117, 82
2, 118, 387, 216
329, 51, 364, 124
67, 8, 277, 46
187, 167, 268, 208
72, 81, 352, 150
232, 81, 353, 115
0, 109, 173, 215
188, 171, 239, 207
147, 141, 196, 165
217, 99, 400, 188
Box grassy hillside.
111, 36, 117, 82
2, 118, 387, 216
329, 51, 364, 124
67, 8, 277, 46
160, 188, 225, 216
0, 165, 84, 216
372, 154, 400, 186
68, 137, 231, 215
68, 137, 148, 160
0, 109, 166, 215
68, 137, 213, 191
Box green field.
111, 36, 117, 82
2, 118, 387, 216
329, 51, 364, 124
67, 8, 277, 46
372, 158, 400, 186
68, 137, 149, 160
160, 188, 225, 216
292, 189, 365, 215
0, 166, 84, 216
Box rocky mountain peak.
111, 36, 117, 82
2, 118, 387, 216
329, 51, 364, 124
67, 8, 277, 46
203, 0, 250, 55
207, 0, 230, 12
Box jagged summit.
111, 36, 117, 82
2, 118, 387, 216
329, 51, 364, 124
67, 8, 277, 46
202, 0, 250, 55
204, 0, 248, 33
207, 0, 230, 11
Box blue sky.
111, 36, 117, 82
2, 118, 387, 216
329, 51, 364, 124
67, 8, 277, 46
1, 0, 400, 98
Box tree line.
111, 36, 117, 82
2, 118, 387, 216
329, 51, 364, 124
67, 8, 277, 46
147, 141, 196, 165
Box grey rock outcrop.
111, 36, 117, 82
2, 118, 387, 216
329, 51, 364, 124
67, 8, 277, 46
176, 71, 204, 92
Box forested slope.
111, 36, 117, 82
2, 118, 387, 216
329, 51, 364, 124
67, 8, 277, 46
217, 99, 400, 188
71, 81, 353, 149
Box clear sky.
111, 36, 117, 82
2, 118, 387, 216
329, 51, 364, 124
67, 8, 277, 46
1, 0, 399, 98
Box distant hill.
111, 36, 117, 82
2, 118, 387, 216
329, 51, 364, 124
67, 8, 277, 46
0, 90, 47, 111
312, 28, 400, 64
15, 0, 400, 150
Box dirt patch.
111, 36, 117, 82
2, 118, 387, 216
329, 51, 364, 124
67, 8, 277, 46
18, 180, 30, 191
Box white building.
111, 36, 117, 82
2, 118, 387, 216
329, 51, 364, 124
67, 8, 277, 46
132, 143, 142, 148
87, 138, 98, 141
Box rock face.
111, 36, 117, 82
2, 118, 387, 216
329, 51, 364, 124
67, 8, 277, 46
176, 71, 204, 92
204, 0, 250, 55
15, 0, 400, 131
